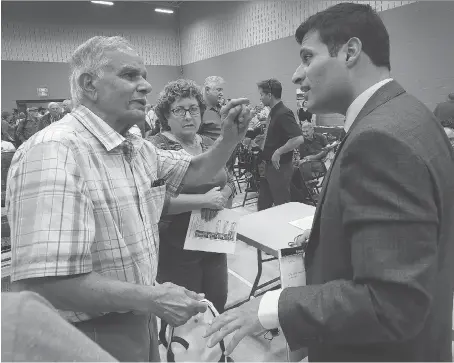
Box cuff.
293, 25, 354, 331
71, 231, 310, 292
258, 289, 283, 330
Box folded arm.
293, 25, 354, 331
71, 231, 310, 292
279, 130, 439, 349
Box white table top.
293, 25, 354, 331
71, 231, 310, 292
237, 202, 316, 257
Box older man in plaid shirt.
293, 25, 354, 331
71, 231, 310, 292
6, 36, 252, 362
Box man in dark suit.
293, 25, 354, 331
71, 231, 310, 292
205, 3, 454, 361
256, 78, 305, 211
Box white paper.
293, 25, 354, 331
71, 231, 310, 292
183, 209, 240, 254
279, 249, 306, 288
288, 215, 314, 230
279, 248, 307, 362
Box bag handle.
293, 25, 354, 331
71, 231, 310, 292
165, 299, 229, 362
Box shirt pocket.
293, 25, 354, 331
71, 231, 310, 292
143, 184, 166, 225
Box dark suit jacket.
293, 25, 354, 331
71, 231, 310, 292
278, 81, 454, 361
37, 113, 61, 132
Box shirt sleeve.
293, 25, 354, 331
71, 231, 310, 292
155, 147, 192, 197
280, 111, 303, 139
258, 289, 283, 329
7, 141, 95, 282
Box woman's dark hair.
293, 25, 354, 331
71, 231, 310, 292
295, 2, 391, 71
154, 79, 206, 131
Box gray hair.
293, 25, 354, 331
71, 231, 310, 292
301, 121, 314, 129
69, 36, 136, 107
48, 102, 60, 109
203, 76, 225, 91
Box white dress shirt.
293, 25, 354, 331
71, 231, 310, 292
257, 78, 394, 330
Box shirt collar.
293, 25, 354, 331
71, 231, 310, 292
344, 78, 393, 132
269, 100, 283, 117
72, 105, 143, 152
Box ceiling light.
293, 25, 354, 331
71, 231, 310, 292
155, 8, 174, 14
91, 1, 114, 5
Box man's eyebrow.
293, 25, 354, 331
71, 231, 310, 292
119, 65, 147, 78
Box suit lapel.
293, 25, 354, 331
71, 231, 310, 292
306, 81, 407, 253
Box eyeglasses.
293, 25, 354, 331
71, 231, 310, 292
170, 106, 200, 118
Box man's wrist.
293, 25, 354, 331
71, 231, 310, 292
221, 187, 232, 199
216, 135, 238, 153
133, 284, 157, 315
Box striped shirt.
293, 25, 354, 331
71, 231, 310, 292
6, 105, 191, 322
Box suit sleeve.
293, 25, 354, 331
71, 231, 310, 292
278, 130, 439, 349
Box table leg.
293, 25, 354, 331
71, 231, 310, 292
225, 249, 280, 311
249, 249, 263, 299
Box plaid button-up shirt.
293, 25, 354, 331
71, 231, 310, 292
6, 105, 191, 322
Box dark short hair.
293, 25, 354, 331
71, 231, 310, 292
448, 93, 454, 101
295, 2, 391, 71
257, 78, 282, 99
154, 79, 206, 131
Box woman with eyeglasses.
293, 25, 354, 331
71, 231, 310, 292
146, 79, 235, 313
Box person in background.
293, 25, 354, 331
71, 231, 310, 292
244, 104, 270, 151
2, 291, 116, 362
297, 100, 313, 123
1, 111, 16, 145
441, 118, 454, 148
434, 92, 454, 122
145, 104, 157, 132
298, 121, 330, 180
148, 79, 235, 314
37, 102, 62, 131
38, 107, 47, 117
62, 99, 73, 115
16, 112, 25, 126
205, 3, 454, 361
16, 107, 40, 145
128, 104, 154, 138
256, 78, 304, 211
7, 35, 252, 362
199, 76, 225, 141
199, 75, 237, 205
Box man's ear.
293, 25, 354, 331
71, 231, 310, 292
205, 86, 211, 94
79, 73, 98, 102
344, 37, 362, 67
